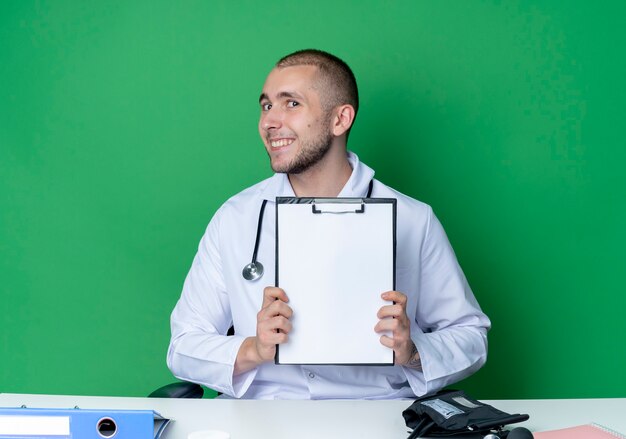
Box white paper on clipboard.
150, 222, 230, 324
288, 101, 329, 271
275, 197, 396, 365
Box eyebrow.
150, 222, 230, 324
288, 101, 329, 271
258, 91, 305, 103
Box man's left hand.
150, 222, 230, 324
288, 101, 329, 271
375, 290, 419, 367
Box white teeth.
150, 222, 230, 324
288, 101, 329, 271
270, 139, 293, 148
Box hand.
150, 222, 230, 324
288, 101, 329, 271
254, 286, 293, 362
375, 290, 417, 366
235, 287, 293, 375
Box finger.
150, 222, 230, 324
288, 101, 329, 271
378, 331, 411, 351
259, 300, 293, 320
258, 317, 292, 343
258, 333, 287, 348
375, 317, 407, 334
379, 335, 394, 349
377, 304, 406, 319
262, 286, 289, 308
381, 290, 407, 306
263, 316, 292, 334
258, 329, 289, 347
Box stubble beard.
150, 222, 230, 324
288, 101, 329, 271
269, 125, 334, 175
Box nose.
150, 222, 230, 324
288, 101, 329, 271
260, 108, 282, 132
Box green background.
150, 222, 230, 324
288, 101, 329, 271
1, 1, 624, 399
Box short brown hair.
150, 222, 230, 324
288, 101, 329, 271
276, 49, 359, 120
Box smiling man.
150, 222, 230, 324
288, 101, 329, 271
167, 49, 491, 399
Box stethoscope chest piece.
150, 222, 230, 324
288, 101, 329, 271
242, 261, 264, 281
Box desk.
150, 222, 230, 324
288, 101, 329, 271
1, 393, 625, 438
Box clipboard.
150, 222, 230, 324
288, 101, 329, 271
275, 196, 397, 366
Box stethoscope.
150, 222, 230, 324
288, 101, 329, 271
242, 180, 374, 281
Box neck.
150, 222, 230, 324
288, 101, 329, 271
288, 147, 352, 197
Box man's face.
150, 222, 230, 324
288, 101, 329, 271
258, 65, 333, 174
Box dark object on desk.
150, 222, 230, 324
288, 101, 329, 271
148, 381, 204, 399
403, 389, 530, 438
484, 427, 534, 438
507, 427, 534, 438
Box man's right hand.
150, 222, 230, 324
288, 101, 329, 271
234, 287, 292, 375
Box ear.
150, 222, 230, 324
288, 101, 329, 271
330, 104, 356, 137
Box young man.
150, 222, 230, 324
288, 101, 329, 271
167, 49, 490, 399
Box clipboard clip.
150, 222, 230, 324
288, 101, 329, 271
312, 199, 365, 214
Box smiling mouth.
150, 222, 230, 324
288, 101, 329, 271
270, 138, 295, 148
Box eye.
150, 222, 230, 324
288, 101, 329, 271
261, 103, 272, 111
287, 100, 299, 108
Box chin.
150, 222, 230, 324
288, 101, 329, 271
269, 153, 294, 174
272, 166, 292, 174
269, 159, 288, 174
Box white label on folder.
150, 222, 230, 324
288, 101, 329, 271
421, 399, 464, 419
0, 415, 70, 435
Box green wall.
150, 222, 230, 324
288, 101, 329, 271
1, 1, 624, 399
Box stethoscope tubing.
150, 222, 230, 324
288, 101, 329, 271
252, 199, 268, 265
